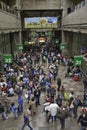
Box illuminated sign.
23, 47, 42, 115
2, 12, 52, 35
38, 37, 46, 43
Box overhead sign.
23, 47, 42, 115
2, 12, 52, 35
74, 56, 83, 66
60, 43, 66, 50
24, 17, 58, 29
38, 37, 46, 43
55, 39, 59, 44
4, 54, 12, 64
18, 44, 23, 50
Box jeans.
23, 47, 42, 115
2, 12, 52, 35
22, 123, 33, 130
18, 104, 23, 114
13, 110, 18, 118
81, 126, 87, 130
2, 112, 7, 120
51, 115, 56, 122
69, 108, 73, 117
34, 97, 38, 107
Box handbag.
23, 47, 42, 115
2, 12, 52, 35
25, 93, 28, 99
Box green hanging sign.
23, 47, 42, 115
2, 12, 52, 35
55, 39, 59, 44
74, 56, 83, 66
18, 44, 23, 50
4, 54, 12, 64
53, 39, 59, 44
60, 43, 66, 50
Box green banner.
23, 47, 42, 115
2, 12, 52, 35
18, 44, 23, 50
4, 54, 12, 64
60, 43, 66, 50
55, 39, 59, 44
74, 56, 83, 66
53, 39, 59, 44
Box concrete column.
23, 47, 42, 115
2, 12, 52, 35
9, 33, 15, 57
62, 31, 66, 42
62, 0, 67, 17
66, 32, 69, 43
0, 2, 4, 10
62, 0, 74, 17
60, 0, 63, 9
16, 0, 21, 10
61, 31, 68, 56
68, 32, 73, 57
19, 31, 22, 44
85, 0, 87, 5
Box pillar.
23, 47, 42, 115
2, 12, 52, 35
62, 30, 66, 42
16, 0, 21, 10
85, 0, 87, 5
19, 30, 22, 44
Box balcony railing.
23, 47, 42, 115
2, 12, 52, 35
0, 2, 19, 16
67, 0, 87, 15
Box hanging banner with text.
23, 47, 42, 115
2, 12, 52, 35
60, 43, 66, 50
4, 54, 12, 64
55, 39, 59, 44
18, 44, 23, 50
74, 56, 83, 66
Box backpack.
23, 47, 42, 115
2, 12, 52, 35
73, 99, 80, 106
62, 108, 69, 118
57, 109, 69, 119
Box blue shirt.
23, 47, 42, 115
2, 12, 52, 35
18, 96, 23, 105
24, 115, 29, 124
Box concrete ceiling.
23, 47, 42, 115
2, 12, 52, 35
72, 0, 84, 5
21, 10, 62, 17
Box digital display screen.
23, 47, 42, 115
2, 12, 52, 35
24, 17, 58, 28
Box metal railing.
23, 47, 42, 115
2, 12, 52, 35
67, 0, 87, 15
0, 2, 19, 16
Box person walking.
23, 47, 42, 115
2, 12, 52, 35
77, 111, 87, 130
11, 102, 18, 119
18, 95, 24, 115
57, 107, 69, 129
22, 112, 33, 130
57, 78, 61, 91
83, 77, 87, 91
48, 100, 59, 122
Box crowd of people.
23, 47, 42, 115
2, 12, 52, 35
0, 42, 87, 130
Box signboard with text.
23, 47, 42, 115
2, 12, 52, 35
4, 54, 12, 64
60, 43, 66, 50
18, 44, 23, 50
55, 39, 59, 44
74, 56, 83, 66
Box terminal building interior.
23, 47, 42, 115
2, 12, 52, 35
0, 0, 87, 130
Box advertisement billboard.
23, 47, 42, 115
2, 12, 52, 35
24, 17, 58, 29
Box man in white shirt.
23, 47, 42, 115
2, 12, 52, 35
49, 100, 59, 122
8, 87, 14, 96
69, 91, 74, 100
43, 102, 50, 114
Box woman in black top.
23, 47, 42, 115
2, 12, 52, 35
77, 112, 87, 130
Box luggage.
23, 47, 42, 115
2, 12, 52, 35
74, 75, 79, 81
